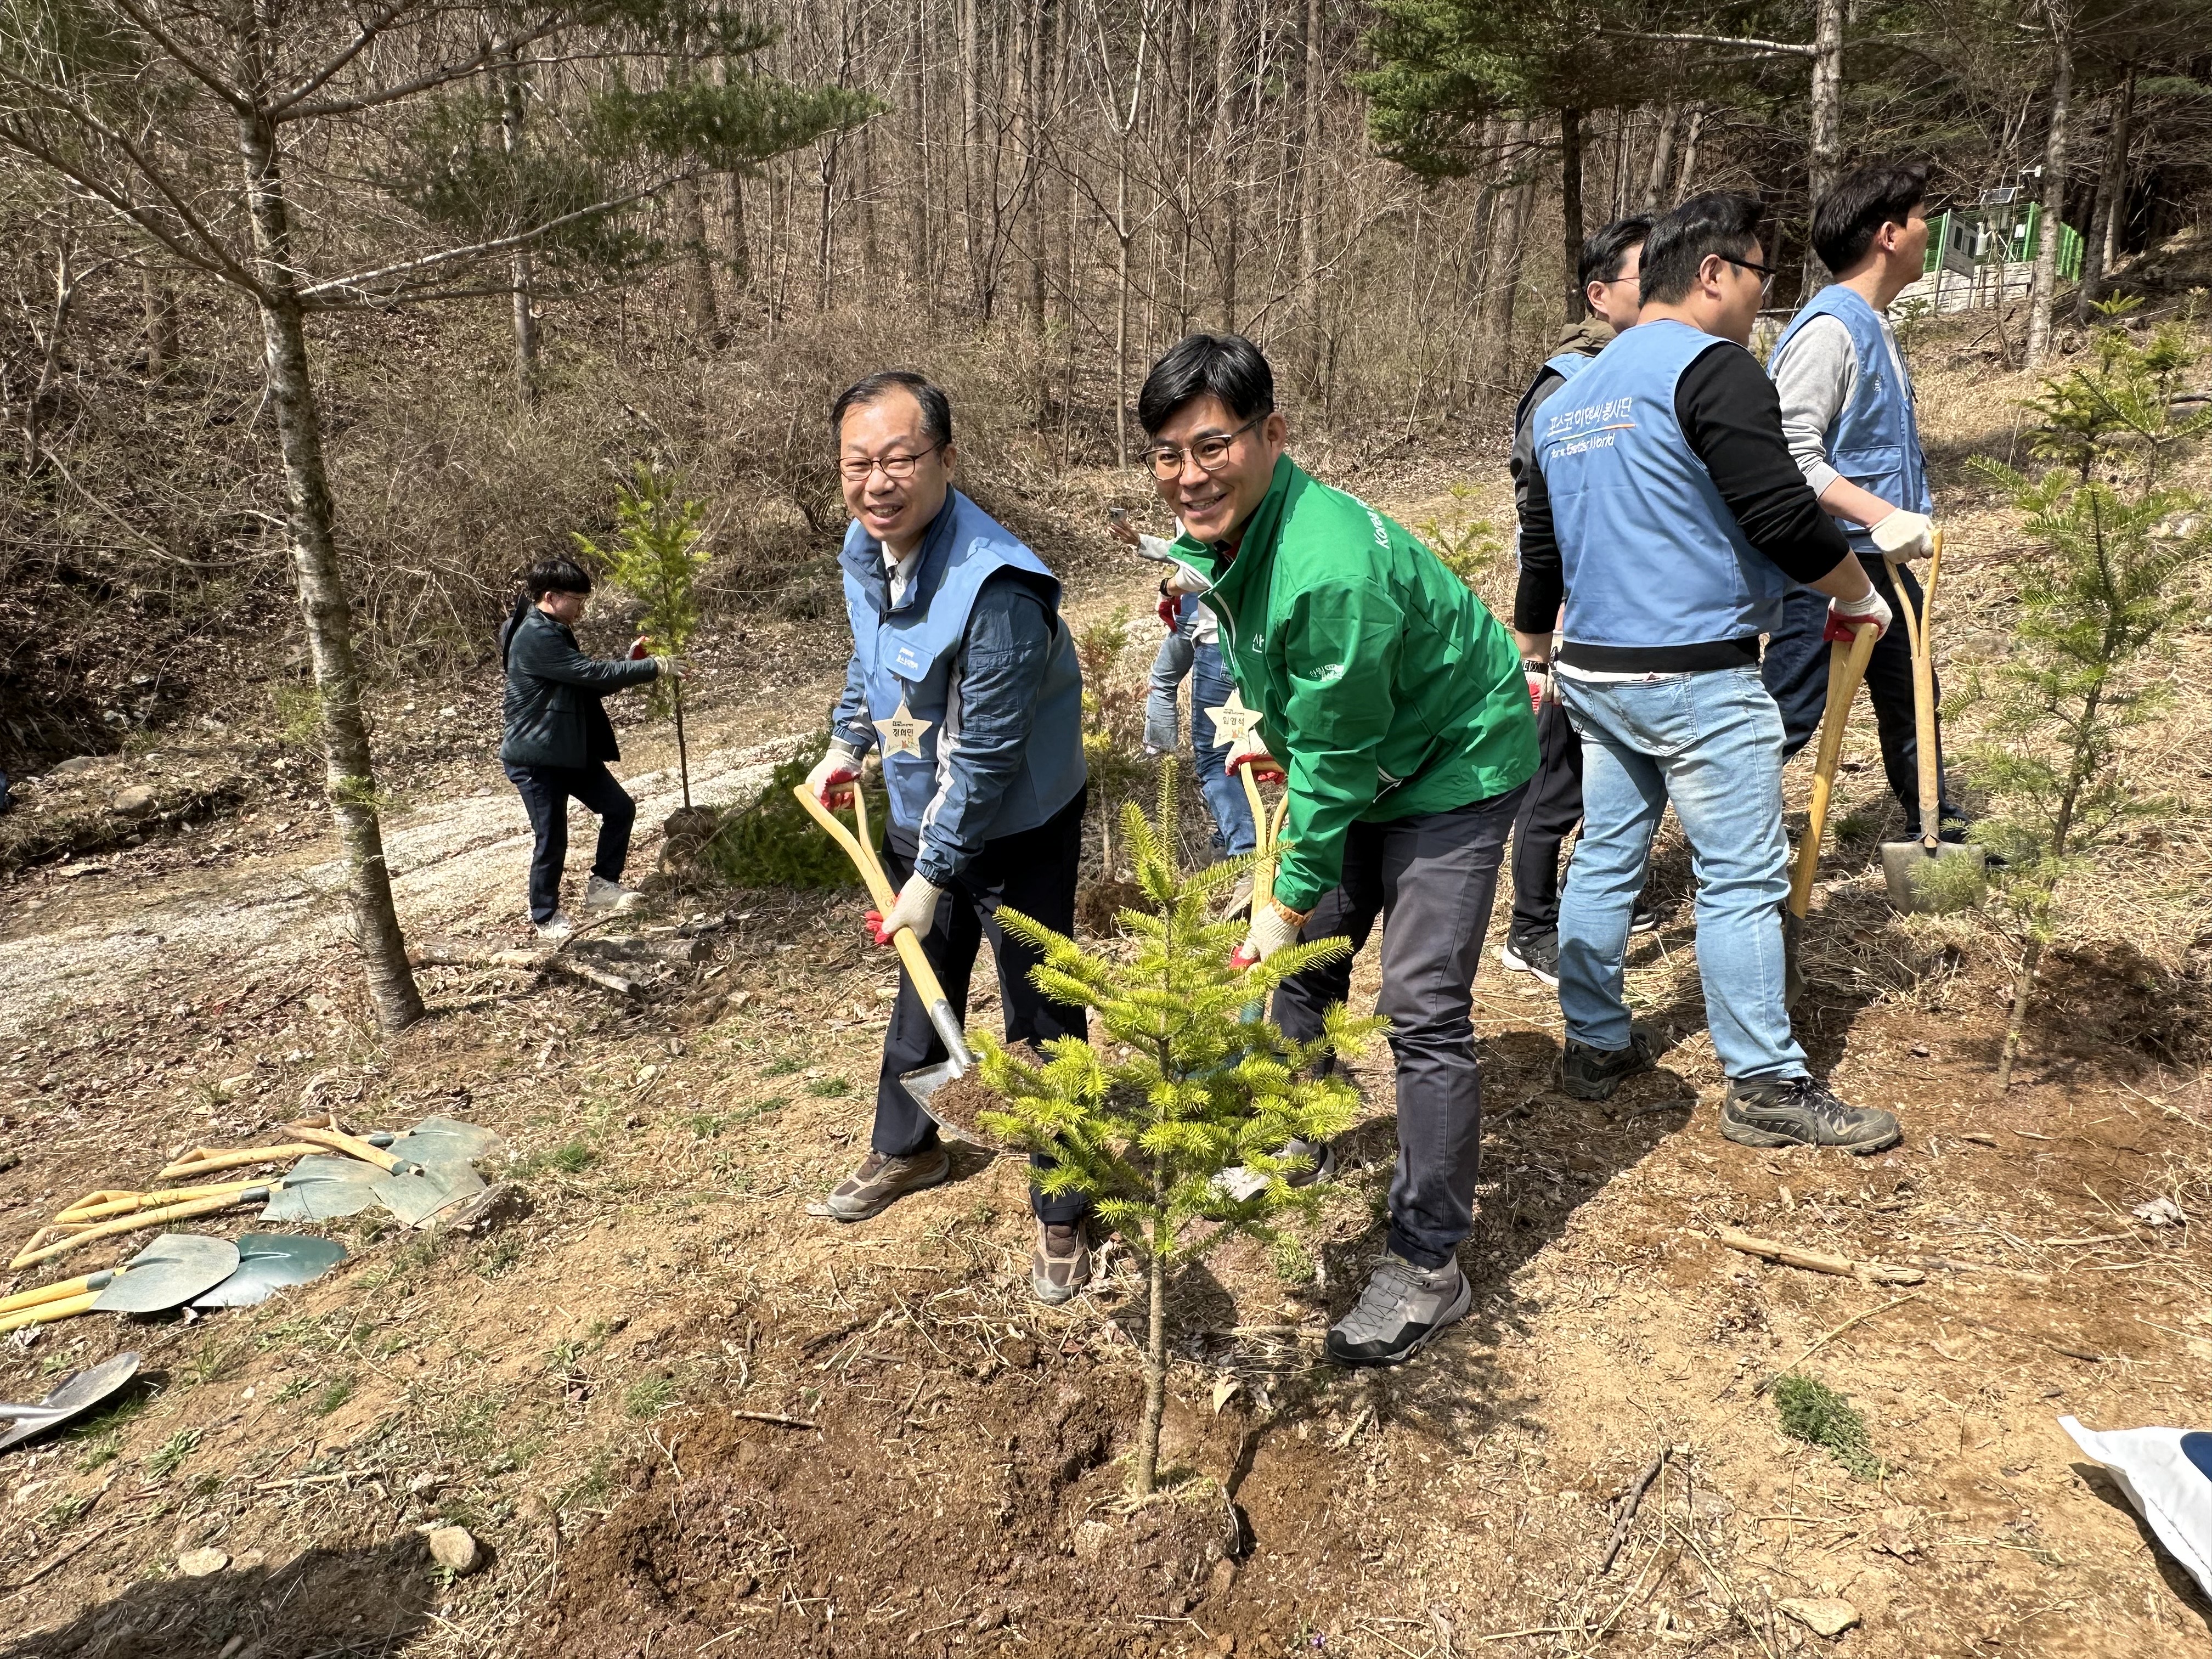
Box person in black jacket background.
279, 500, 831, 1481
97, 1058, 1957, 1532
499, 557, 681, 940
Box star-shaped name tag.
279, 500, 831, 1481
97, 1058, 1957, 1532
1205, 686, 1263, 746
874, 695, 933, 759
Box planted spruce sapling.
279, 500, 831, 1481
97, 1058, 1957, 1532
577, 466, 712, 809
1922, 315, 2210, 1088
974, 765, 1379, 1497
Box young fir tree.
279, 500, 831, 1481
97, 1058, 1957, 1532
577, 466, 712, 809
1921, 308, 2209, 1088
975, 765, 1380, 1497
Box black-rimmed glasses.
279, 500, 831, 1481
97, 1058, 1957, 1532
1721, 255, 1778, 296
839, 441, 946, 482
1139, 414, 1265, 481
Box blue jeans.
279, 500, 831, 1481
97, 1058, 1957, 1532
505, 761, 636, 923
1143, 607, 1255, 859
1556, 667, 1808, 1085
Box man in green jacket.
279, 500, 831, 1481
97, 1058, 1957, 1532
1138, 334, 1539, 1368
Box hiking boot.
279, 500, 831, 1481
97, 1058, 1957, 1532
1280, 1137, 1336, 1189
1720, 1077, 1901, 1154
534, 911, 576, 943
1500, 929, 1561, 988
1031, 1218, 1092, 1305
584, 873, 647, 914
1325, 1252, 1472, 1369
1629, 899, 1660, 935
825, 1147, 951, 1221
1560, 1024, 1658, 1101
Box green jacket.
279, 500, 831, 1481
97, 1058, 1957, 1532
1174, 455, 1538, 912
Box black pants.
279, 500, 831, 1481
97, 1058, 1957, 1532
877, 788, 1090, 1224
505, 761, 636, 923
1760, 558, 1959, 836
1508, 695, 1585, 939
1272, 785, 1524, 1270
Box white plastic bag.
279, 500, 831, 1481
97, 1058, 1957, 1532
2060, 1415, 2212, 1599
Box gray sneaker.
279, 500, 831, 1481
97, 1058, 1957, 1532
1560, 1025, 1658, 1101
824, 1147, 951, 1221
1325, 1252, 1472, 1368
1720, 1077, 1900, 1154
1280, 1137, 1336, 1189
1031, 1219, 1092, 1305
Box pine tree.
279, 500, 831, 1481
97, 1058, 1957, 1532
578, 466, 712, 810
1922, 308, 2210, 1087
974, 765, 1380, 1497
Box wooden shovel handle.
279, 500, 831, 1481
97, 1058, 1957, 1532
12, 1189, 266, 1271
0, 1291, 99, 1334
0, 1272, 99, 1316
158, 1143, 326, 1181
791, 784, 956, 1013
1786, 621, 1880, 919
56, 1180, 266, 1226
283, 1121, 404, 1172
1240, 767, 1274, 911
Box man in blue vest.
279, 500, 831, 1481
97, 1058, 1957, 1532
1762, 161, 1963, 842
1503, 215, 1655, 989
1516, 192, 1903, 1153
803, 371, 1094, 1304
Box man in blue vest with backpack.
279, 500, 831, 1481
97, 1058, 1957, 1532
1515, 192, 1902, 1154
1762, 160, 1964, 844
1503, 215, 1655, 989
802, 370, 1096, 1304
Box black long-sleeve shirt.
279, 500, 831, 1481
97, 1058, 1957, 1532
1513, 339, 1853, 670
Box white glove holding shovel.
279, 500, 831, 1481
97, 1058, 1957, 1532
806, 738, 865, 809
1869, 509, 1934, 560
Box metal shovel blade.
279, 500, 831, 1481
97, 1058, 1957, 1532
93, 1233, 241, 1314
262, 1155, 386, 1222
191, 1234, 348, 1309
387, 1116, 504, 1166
1880, 838, 1986, 915
0, 1353, 143, 1454
373, 1161, 487, 1229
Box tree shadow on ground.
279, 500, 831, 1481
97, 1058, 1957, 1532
3, 1534, 439, 1659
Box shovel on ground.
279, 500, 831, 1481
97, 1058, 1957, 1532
792, 781, 975, 1123
191, 1234, 348, 1308
1879, 535, 1985, 912
1784, 618, 1881, 1009
0, 1353, 143, 1455
370, 1160, 487, 1229
0, 1234, 240, 1333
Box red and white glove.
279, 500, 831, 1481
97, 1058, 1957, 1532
1225, 729, 1284, 786
1825, 584, 1894, 643
628, 635, 652, 660
1521, 657, 1549, 716
806, 738, 865, 808
866, 873, 943, 946
1231, 896, 1310, 970
1157, 583, 1181, 631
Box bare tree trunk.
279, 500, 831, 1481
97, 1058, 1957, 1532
1559, 106, 1584, 323
726, 171, 752, 291
2025, 2, 2074, 370
235, 105, 424, 1035
1135, 1221, 1167, 1496
958, 0, 980, 308
1641, 102, 1678, 212
1800, 0, 1844, 292
1210, 0, 1239, 329
1485, 131, 1538, 386
140, 267, 178, 376
1022, 0, 1046, 332
1674, 104, 1705, 197
2075, 62, 2134, 323
499, 49, 539, 404
1298, 0, 1323, 379
674, 170, 719, 339
1115, 142, 1132, 466
816, 136, 840, 310
909, 0, 933, 300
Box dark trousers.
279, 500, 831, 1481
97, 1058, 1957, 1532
1760, 558, 1959, 836
504, 761, 636, 924
877, 789, 1090, 1224
1508, 695, 1585, 939
1271, 785, 1525, 1271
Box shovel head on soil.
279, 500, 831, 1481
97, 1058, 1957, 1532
0, 1353, 143, 1455
373, 1162, 487, 1229
262, 1155, 386, 1222
387, 1116, 504, 1166
94, 1233, 241, 1313
1880, 836, 1986, 914
191, 1234, 348, 1308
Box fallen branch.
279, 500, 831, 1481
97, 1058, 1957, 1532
1754, 1292, 1923, 1398
1598, 1448, 1667, 1573
1717, 1229, 1923, 1285
729, 1410, 818, 1429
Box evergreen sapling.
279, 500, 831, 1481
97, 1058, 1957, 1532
973, 764, 1381, 1497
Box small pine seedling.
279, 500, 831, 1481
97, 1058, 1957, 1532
1771, 1373, 1882, 1480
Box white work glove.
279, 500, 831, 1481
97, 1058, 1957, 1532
1869, 509, 1934, 559
651, 655, 685, 681
1231, 896, 1309, 970
806, 738, 865, 808
1825, 583, 1894, 642
868, 873, 943, 946
1225, 729, 1284, 786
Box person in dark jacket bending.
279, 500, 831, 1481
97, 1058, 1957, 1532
499, 557, 682, 940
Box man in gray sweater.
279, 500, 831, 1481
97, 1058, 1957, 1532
1760, 161, 1963, 841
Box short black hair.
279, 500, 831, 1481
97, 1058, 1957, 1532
1639, 191, 1766, 307
524, 556, 592, 600
1579, 215, 1652, 297
1137, 333, 1274, 436
831, 370, 953, 448
1812, 160, 1931, 274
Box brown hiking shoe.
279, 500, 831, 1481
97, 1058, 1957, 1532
1030, 1219, 1091, 1305
825, 1147, 951, 1222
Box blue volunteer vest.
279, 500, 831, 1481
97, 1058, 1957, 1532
1535, 319, 1795, 651
1512, 350, 1596, 437
840, 489, 1086, 837
1771, 284, 1932, 554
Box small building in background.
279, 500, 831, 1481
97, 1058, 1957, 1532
1890, 188, 2084, 315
